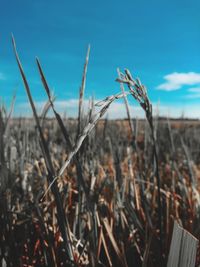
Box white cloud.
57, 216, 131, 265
157, 72, 200, 91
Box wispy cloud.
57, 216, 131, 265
18, 99, 80, 110
16, 98, 200, 119
188, 87, 200, 93
63, 100, 144, 119
158, 104, 200, 118
157, 72, 200, 91
0, 72, 6, 80
17, 98, 143, 118
185, 87, 200, 99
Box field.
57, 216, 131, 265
1, 114, 200, 267
1, 40, 200, 267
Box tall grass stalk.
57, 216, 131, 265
12, 35, 75, 264
117, 69, 163, 262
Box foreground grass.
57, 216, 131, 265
1, 117, 200, 266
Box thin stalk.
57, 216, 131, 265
12, 35, 75, 264
77, 44, 90, 139
150, 121, 163, 264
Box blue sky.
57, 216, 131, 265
0, 0, 200, 118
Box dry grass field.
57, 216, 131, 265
1, 116, 200, 267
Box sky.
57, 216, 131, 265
0, 0, 200, 118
